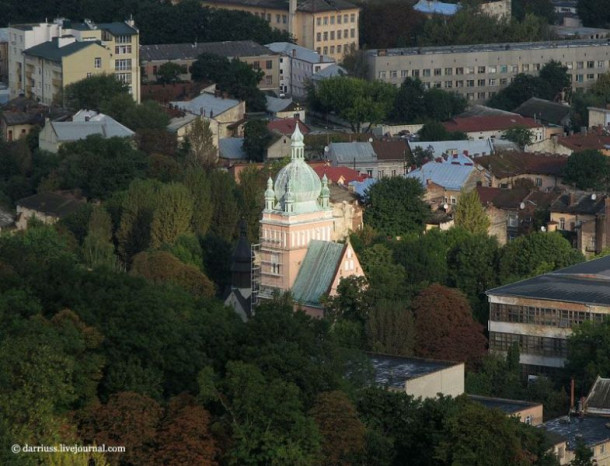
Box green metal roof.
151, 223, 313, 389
97, 22, 138, 36
24, 38, 102, 62
292, 240, 344, 308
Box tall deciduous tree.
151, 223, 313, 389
504, 126, 535, 150
64, 74, 129, 110
184, 168, 214, 236
150, 183, 194, 248
563, 149, 609, 191
310, 391, 366, 466
366, 299, 416, 356
186, 118, 217, 168
243, 119, 272, 162
454, 189, 490, 235
363, 177, 429, 237
413, 284, 487, 366
82, 206, 119, 270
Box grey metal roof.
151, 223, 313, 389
17, 192, 85, 218
406, 153, 476, 191
329, 142, 376, 164
24, 38, 102, 62
542, 416, 610, 449
167, 113, 198, 133
311, 64, 347, 80
514, 97, 571, 126
292, 240, 344, 307
266, 96, 294, 114
366, 38, 610, 58
409, 139, 494, 158
369, 353, 459, 390
97, 22, 138, 36
585, 377, 610, 415
171, 93, 241, 117
266, 42, 334, 64
51, 114, 134, 142
141, 41, 273, 62
486, 255, 610, 306
219, 137, 246, 160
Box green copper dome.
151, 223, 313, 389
273, 125, 323, 214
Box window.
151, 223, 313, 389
337, 14, 342, 24
86, 72, 92, 78
535, 177, 542, 187
577, 61, 584, 69
455, 80, 464, 87
330, 15, 335, 24
265, 60, 272, 69
350, 13, 355, 22
401, 70, 408, 77
330, 46, 335, 54
500, 65, 508, 73
330, 31, 335, 40
392, 170, 396, 176
337, 45, 342, 53
94, 57, 101, 68
455, 67, 464, 75
500, 78, 508, 85
337, 30, 342, 39
478, 91, 486, 99
283, 14, 287, 23
565, 61, 573, 69
444, 67, 452, 75
477, 79, 485, 86
522, 64, 529, 72
533, 63, 540, 71
344, 14, 348, 22
467, 80, 475, 87
323, 31, 328, 41
599, 60, 605, 68
478, 66, 486, 74
576, 74, 584, 83
276, 14, 280, 22
525, 416, 532, 425
560, 218, 565, 230
451, 196, 457, 205
350, 28, 355, 38
445, 81, 452, 88
316, 17, 321, 26
115, 45, 131, 54
344, 29, 348, 37
423, 69, 431, 77
378, 71, 386, 79
265, 75, 272, 85
367, 169, 373, 177
116, 35, 131, 44
252, 61, 260, 69
116, 72, 131, 83
588, 60, 595, 68
434, 68, 441, 76
378, 170, 384, 178
152, 65, 157, 75
511, 64, 519, 72
466, 66, 475, 74
316, 47, 321, 54
390, 70, 397, 78
324, 16, 328, 25
412, 70, 419, 77
115, 59, 132, 71
323, 46, 328, 55
489, 78, 496, 86
317, 32, 321, 41
434, 82, 441, 88
266, 13, 271, 21
488, 65, 497, 73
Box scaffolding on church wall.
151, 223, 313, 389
251, 243, 261, 314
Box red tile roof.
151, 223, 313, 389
558, 129, 610, 152
313, 165, 367, 184
443, 115, 543, 133
267, 118, 310, 136
476, 152, 568, 178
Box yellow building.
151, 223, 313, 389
9, 19, 140, 104
201, 0, 360, 62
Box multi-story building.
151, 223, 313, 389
266, 41, 333, 98
8, 18, 140, 104
487, 255, 610, 377
140, 41, 280, 92
366, 39, 610, 104
201, 0, 360, 62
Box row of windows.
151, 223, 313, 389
316, 43, 356, 56
252, 60, 274, 70
316, 28, 356, 42
315, 13, 356, 26
490, 332, 568, 358
490, 303, 607, 327
115, 45, 132, 55
378, 60, 610, 79
115, 59, 132, 71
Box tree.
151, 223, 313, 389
362, 177, 429, 237
208, 170, 240, 239
82, 206, 119, 270
498, 231, 584, 283
453, 189, 490, 235
570, 437, 595, 466
539, 60, 571, 100
565, 319, 610, 395
243, 119, 272, 162
64, 74, 129, 111
366, 300, 416, 356
185, 118, 217, 168
391, 78, 425, 123
413, 284, 487, 366
513, 0, 556, 23
156, 62, 184, 84
504, 125, 535, 150
577, 0, 610, 28
360, 1, 425, 49
423, 88, 467, 122
150, 183, 194, 248
154, 394, 217, 465
418, 121, 468, 141
57, 135, 149, 200
310, 391, 366, 466
488, 74, 552, 110
563, 149, 610, 191
184, 168, 214, 236
310, 77, 397, 133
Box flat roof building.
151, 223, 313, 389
366, 39, 610, 105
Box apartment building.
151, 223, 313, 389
140, 41, 280, 92
266, 42, 334, 98
487, 255, 610, 376
201, 0, 359, 62
8, 18, 140, 104
367, 39, 610, 104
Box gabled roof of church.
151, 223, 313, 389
292, 240, 344, 307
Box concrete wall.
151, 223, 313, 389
405, 362, 465, 399
589, 107, 610, 129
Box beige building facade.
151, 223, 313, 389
367, 39, 610, 104
9, 18, 140, 104
201, 0, 359, 62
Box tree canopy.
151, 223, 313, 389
563, 149, 610, 191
